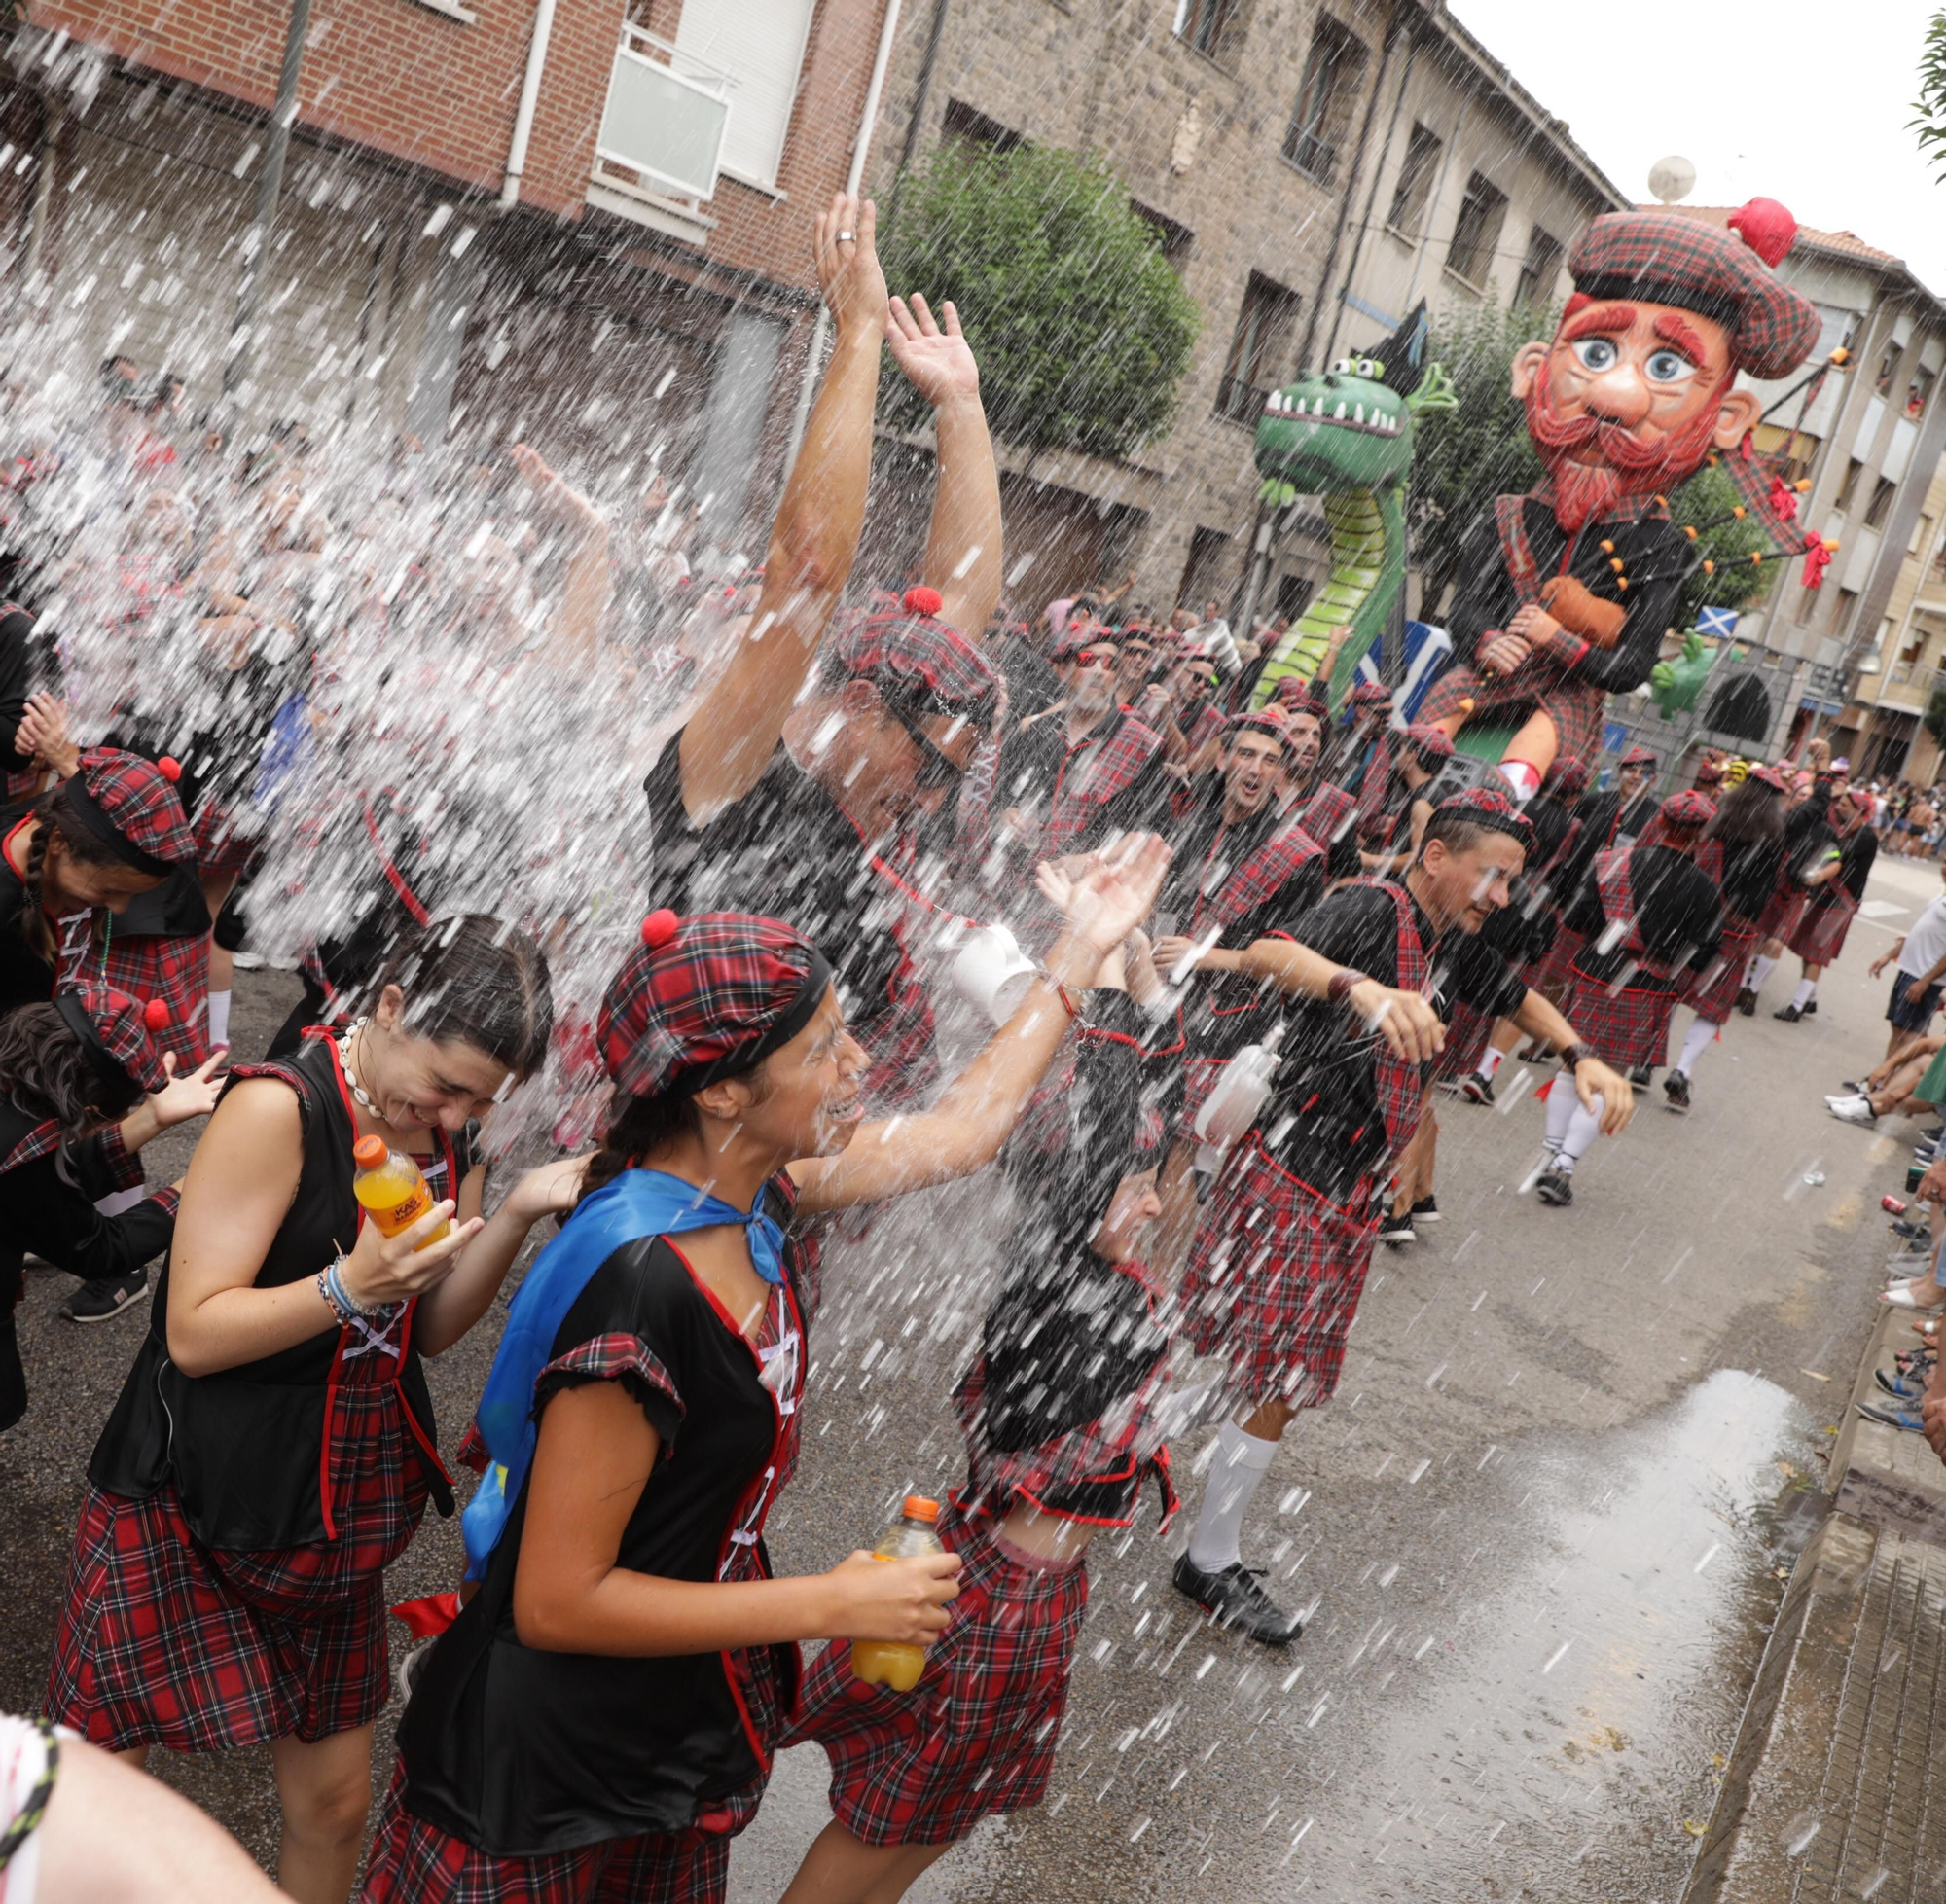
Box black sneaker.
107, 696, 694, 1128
1379, 1209, 1415, 1245
58, 1269, 149, 1324
1774, 1003, 1802, 1022
1460, 1073, 1496, 1105
1734, 987, 1757, 1017
1802, 999, 1819, 1017
1664, 1071, 1691, 1113
1630, 1064, 1654, 1088
1535, 1168, 1574, 1206
1411, 1196, 1440, 1223
1171, 1553, 1305, 1646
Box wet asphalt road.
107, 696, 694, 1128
0, 855, 1930, 1900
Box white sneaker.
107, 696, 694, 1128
1828, 1096, 1878, 1126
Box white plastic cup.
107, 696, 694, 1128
953, 923, 1040, 1026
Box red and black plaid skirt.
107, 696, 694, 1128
1416, 660, 1606, 771
1561, 969, 1681, 1072
191, 798, 261, 880
1685, 920, 1758, 1026
1179, 1138, 1379, 1409
783, 1506, 1087, 1848
1527, 921, 1585, 996
47, 1356, 428, 1752
361, 1767, 731, 1904
1756, 886, 1807, 945
1434, 1001, 1495, 1081
1788, 898, 1857, 967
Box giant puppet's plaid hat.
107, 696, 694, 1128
1565, 200, 1820, 381
599, 910, 833, 1100
832, 587, 1000, 729
67, 748, 195, 874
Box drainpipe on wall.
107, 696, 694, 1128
223, 0, 316, 397
18, 98, 65, 288
499, 0, 558, 211
779, 0, 905, 479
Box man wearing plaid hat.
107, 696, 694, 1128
1171, 789, 1631, 1642
644, 196, 1004, 1099
1418, 201, 1821, 804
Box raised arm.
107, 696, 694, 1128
886, 294, 1002, 639
509, 442, 612, 663
1224, 934, 1444, 1065
678, 195, 888, 821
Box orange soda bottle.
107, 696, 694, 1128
351, 1135, 451, 1250
850, 1496, 945, 1693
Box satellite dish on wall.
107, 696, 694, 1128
1648, 156, 1697, 204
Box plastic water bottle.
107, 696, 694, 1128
1194, 1024, 1285, 1154
351, 1135, 451, 1250
851, 1496, 946, 1693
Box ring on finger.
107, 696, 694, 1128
836, 229, 857, 242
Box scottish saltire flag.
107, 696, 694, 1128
1696, 607, 1739, 639
1354, 621, 1454, 723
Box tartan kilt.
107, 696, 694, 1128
783, 1505, 1087, 1848
71, 927, 211, 1067
1684, 919, 1758, 1027
1528, 921, 1585, 995
362, 1765, 729, 1904
1433, 1001, 1495, 1081
1415, 659, 1607, 771
1561, 969, 1681, 1072
47, 1358, 428, 1752
1787, 897, 1856, 967
1179, 1138, 1379, 1409
191, 797, 261, 880
1756, 885, 1807, 944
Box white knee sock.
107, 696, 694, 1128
1496, 759, 1542, 805
1476, 1044, 1504, 1081
1749, 954, 1778, 991
1554, 1093, 1605, 1172
1186, 1420, 1279, 1572
1676, 1017, 1715, 1078
94, 1186, 146, 1218
206, 988, 232, 1051
1543, 1073, 1578, 1150
1792, 977, 1817, 1010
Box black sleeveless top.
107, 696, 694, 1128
396, 1186, 809, 1857
89, 1030, 467, 1548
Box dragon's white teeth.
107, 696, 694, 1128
1294, 397, 1307, 415
1353, 404, 1364, 423
1334, 401, 1347, 419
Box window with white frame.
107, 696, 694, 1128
672, 0, 816, 191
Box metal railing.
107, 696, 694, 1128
1214, 373, 1265, 424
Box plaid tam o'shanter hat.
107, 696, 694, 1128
67, 748, 195, 874
1431, 785, 1537, 856
1565, 199, 1820, 382
599, 911, 833, 1100
1658, 789, 1716, 830
55, 985, 173, 1096
834, 588, 1000, 729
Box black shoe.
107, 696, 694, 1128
1856, 1400, 1926, 1434
1893, 1219, 1931, 1239
1734, 987, 1757, 1017
1535, 1168, 1574, 1206
1630, 1064, 1654, 1088
1664, 1071, 1691, 1113
1411, 1196, 1440, 1222
1803, 999, 1819, 1017
1379, 1209, 1415, 1245
1171, 1553, 1305, 1646
1774, 1003, 1802, 1022
1460, 1073, 1496, 1105
57, 1269, 149, 1324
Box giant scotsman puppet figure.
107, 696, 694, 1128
1418, 201, 1822, 803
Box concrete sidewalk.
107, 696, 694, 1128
1683, 1207, 1946, 1901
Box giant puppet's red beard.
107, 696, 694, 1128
1523, 356, 1727, 532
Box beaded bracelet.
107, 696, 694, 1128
316, 1256, 373, 1325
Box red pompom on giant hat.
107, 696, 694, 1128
639, 909, 680, 951
1727, 198, 1796, 268
902, 585, 944, 619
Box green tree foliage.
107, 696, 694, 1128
1410, 297, 1779, 629
1926, 679, 1946, 755
878, 143, 1201, 462
1915, 6, 1946, 177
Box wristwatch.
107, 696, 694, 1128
1326, 969, 1369, 1008
1560, 1040, 1595, 1069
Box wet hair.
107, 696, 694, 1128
17, 783, 135, 964
1419, 804, 1527, 864
1703, 777, 1785, 846
578, 1063, 775, 1205
366, 914, 554, 1081
0, 1001, 141, 1141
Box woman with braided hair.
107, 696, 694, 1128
365, 838, 1166, 1904
0, 986, 223, 1428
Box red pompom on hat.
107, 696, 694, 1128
54, 983, 172, 1096
141, 998, 170, 1031
902, 585, 944, 618
639, 909, 680, 951
67, 747, 196, 876
155, 756, 182, 783
1727, 198, 1796, 269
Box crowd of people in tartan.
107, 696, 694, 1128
0, 188, 1898, 1904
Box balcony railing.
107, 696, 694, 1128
591, 25, 735, 218
1214, 373, 1265, 424
1281, 125, 1336, 184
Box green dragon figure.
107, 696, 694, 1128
1248, 318, 1456, 715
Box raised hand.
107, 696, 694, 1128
814, 193, 888, 344
17, 692, 77, 777
1344, 979, 1444, 1066
144, 1048, 230, 1131
1055, 833, 1171, 956
885, 293, 980, 410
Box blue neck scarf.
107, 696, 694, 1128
461, 1168, 787, 1576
